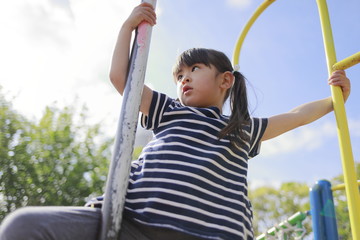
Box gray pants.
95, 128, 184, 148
0, 206, 150, 240
0, 207, 205, 240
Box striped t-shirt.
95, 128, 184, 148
124, 91, 268, 240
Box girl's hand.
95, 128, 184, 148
328, 70, 351, 102
123, 3, 157, 31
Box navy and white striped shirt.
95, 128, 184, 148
124, 91, 268, 240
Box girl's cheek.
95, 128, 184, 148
177, 86, 182, 96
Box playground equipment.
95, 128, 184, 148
100, 0, 157, 239
100, 0, 358, 239
309, 180, 338, 239
316, 3, 360, 238
256, 211, 308, 240
233, 0, 360, 239
257, 179, 360, 239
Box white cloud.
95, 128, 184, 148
0, 0, 137, 134
260, 117, 360, 157
226, 0, 252, 9
261, 121, 338, 156
249, 178, 282, 189
349, 118, 360, 137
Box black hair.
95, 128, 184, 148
173, 48, 250, 147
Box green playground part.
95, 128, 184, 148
256, 211, 308, 240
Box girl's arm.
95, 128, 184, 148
261, 70, 351, 141
109, 3, 156, 115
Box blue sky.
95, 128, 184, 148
1, 0, 359, 189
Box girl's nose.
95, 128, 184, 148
181, 75, 190, 84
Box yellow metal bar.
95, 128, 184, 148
316, 0, 360, 239
232, 0, 276, 67
333, 51, 360, 71
332, 181, 360, 192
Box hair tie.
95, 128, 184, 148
233, 64, 240, 72
232, 64, 240, 75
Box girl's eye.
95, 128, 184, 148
177, 75, 183, 81
192, 66, 199, 72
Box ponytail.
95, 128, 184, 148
218, 71, 250, 147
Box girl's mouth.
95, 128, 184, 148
182, 86, 192, 94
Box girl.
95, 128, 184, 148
0, 2, 350, 240
109, 3, 350, 240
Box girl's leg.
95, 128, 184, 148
119, 218, 152, 240
0, 206, 101, 240
0, 206, 152, 240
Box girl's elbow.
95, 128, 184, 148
109, 72, 116, 86
109, 73, 125, 95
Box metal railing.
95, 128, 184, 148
100, 1, 157, 239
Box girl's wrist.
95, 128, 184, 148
121, 21, 136, 32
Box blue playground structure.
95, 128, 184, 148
256, 179, 360, 239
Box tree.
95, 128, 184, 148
0, 89, 34, 220
0, 88, 112, 222
250, 182, 311, 237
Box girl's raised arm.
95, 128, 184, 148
261, 70, 351, 141
109, 3, 156, 115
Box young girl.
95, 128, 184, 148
0, 2, 351, 240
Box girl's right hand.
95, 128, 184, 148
123, 2, 157, 31
328, 70, 351, 102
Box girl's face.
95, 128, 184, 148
175, 63, 226, 110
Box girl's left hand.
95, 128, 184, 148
124, 2, 157, 31
328, 70, 351, 102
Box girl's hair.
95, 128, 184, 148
173, 48, 250, 147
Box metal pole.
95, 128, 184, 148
310, 182, 325, 240
309, 180, 339, 240
332, 51, 360, 71
318, 180, 338, 239
100, 1, 157, 239
316, 1, 360, 239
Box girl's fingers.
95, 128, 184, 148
327, 70, 351, 101
135, 4, 157, 25
143, 9, 157, 25
126, 4, 156, 30
333, 70, 345, 75
328, 70, 347, 84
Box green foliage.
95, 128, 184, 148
133, 146, 144, 160
250, 163, 360, 239
0, 88, 112, 222
250, 182, 311, 237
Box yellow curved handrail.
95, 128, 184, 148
232, 0, 276, 68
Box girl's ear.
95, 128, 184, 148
220, 71, 235, 90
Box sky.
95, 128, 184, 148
1, 0, 359, 190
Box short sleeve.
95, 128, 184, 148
248, 118, 268, 157
140, 91, 172, 130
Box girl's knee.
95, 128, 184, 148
0, 207, 46, 240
